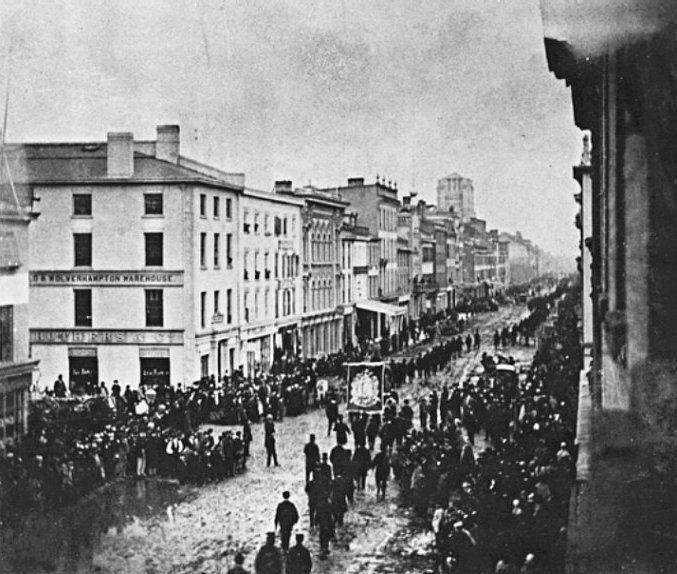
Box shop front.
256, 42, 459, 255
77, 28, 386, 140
68, 348, 98, 393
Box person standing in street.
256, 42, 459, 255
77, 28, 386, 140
286, 533, 312, 574
316, 498, 335, 559
372, 447, 391, 501
227, 552, 250, 574
274, 491, 299, 552
303, 434, 320, 483
264, 415, 279, 467
334, 414, 351, 445
326, 397, 338, 437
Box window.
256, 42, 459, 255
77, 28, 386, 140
74, 289, 92, 327
254, 250, 260, 280
0, 306, 13, 362
291, 217, 296, 235
283, 217, 288, 236
74, 233, 92, 267
244, 291, 250, 322
226, 289, 233, 323
145, 233, 163, 266
200, 291, 207, 328
243, 211, 251, 234
265, 214, 270, 234
226, 233, 233, 268
214, 233, 220, 268
144, 193, 163, 215
254, 212, 260, 234
73, 194, 92, 216
200, 232, 207, 268
213, 196, 220, 218
264, 288, 270, 318
214, 290, 220, 315
200, 194, 207, 217
146, 290, 163, 327
274, 216, 281, 236
225, 198, 232, 219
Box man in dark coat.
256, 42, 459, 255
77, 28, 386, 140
303, 434, 320, 483
227, 552, 250, 574
352, 444, 371, 489
372, 448, 391, 500
286, 533, 312, 574
316, 499, 334, 558
264, 415, 279, 467
274, 491, 299, 551
326, 398, 338, 437
255, 532, 283, 574
334, 414, 351, 445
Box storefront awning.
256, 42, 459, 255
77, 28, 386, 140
356, 300, 406, 317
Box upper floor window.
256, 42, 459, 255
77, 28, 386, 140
145, 289, 164, 327
73, 194, 92, 216
200, 233, 207, 268
145, 233, 164, 267
225, 198, 233, 219
0, 306, 13, 362
213, 196, 220, 219
74, 289, 92, 327
199, 194, 207, 217
244, 211, 251, 234
74, 233, 92, 267
144, 193, 163, 216
254, 212, 260, 234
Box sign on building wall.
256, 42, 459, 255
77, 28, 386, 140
30, 329, 184, 345
30, 270, 184, 287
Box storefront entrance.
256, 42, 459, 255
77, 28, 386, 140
140, 358, 170, 386
68, 356, 98, 394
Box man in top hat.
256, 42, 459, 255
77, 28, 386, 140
303, 434, 320, 483
254, 532, 283, 574
286, 533, 312, 574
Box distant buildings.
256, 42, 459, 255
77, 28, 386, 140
436, 173, 476, 221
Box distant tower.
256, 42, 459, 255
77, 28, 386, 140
436, 173, 476, 221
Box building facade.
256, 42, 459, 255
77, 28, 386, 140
17, 126, 244, 388
541, 1, 677, 571
239, 188, 303, 373
0, 182, 38, 446
275, 182, 346, 360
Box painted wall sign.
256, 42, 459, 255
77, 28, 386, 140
30, 270, 184, 287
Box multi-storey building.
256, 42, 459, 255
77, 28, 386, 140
0, 174, 38, 446
15, 126, 244, 388
275, 182, 346, 360
398, 193, 423, 319
324, 177, 404, 350
239, 187, 303, 374
436, 172, 476, 221
541, 2, 677, 570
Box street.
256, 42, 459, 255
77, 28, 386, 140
92, 304, 535, 574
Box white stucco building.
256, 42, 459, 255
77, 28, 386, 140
11, 125, 245, 388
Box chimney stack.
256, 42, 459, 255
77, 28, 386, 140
107, 132, 134, 178
156, 125, 180, 164
347, 177, 364, 187
274, 180, 293, 193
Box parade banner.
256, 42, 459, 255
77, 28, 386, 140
345, 362, 385, 413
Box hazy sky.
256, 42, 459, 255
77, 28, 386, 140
0, 0, 582, 257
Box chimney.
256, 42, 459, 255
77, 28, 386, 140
156, 125, 180, 164
347, 177, 364, 187
274, 180, 293, 193
402, 195, 411, 206
107, 132, 134, 178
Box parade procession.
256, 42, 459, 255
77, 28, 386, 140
2, 1, 674, 573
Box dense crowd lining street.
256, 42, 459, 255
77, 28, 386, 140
90, 302, 540, 574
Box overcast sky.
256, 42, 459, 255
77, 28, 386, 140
0, 0, 582, 258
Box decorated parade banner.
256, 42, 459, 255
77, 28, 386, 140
345, 361, 385, 413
